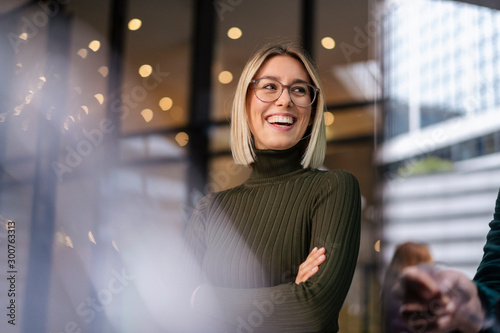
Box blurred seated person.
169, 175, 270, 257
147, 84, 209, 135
395, 188, 500, 333
382, 242, 434, 333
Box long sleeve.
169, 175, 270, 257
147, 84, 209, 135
474, 188, 500, 327
189, 170, 361, 332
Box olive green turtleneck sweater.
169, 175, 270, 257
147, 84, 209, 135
184, 143, 361, 332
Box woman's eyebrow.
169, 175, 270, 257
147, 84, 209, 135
259, 75, 310, 84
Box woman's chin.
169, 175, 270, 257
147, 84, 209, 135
257, 140, 299, 150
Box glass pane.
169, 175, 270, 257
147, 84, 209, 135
121, 0, 192, 133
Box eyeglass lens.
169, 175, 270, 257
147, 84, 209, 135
253, 78, 316, 107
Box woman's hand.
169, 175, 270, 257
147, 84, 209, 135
295, 247, 326, 284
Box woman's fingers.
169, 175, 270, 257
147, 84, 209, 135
295, 247, 326, 284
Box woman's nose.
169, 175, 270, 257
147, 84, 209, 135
275, 87, 293, 107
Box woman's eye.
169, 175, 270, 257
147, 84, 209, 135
263, 84, 278, 90
292, 86, 307, 94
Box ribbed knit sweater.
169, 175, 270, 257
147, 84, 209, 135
183, 142, 361, 332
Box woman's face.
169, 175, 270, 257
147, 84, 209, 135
246, 55, 313, 150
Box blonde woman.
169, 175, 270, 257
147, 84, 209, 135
183, 43, 361, 332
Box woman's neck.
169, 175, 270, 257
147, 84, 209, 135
248, 142, 306, 180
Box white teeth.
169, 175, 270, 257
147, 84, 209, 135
266, 115, 294, 125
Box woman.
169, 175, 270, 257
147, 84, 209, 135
183, 43, 361, 332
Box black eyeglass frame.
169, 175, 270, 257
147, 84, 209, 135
250, 78, 320, 108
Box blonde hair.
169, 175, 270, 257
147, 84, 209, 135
230, 43, 326, 169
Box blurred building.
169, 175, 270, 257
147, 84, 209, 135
378, 0, 500, 277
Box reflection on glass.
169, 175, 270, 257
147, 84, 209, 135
77, 48, 88, 58
94, 93, 104, 104
98, 65, 109, 77
141, 108, 153, 122
88, 40, 101, 52
88, 231, 96, 244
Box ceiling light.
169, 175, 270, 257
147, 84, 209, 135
128, 18, 142, 31
159, 97, 173, 111
227, 27, 242, 39
218, 71, 233, 84
321, 37, 335, 50
139, 64, 152, 77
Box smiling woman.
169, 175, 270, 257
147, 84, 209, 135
182, 43, 361, 333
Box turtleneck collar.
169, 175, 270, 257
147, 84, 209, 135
246, 141, 308, 183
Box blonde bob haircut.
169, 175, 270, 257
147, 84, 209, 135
230, 43, 326, 169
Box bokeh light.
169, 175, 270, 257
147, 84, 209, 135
98, 66, 109, 77
324, 111, 335, 125
175, 132, 189, 146
128, 18, 142, 31
94, 93, 104, 105
77, 48, 88, 58
159, 97, 173, 111
88, 231, 96, 244
227, 27, 242, 39
139, 64, 153, 77
141, 108, 153, 122
88, 40, 101, 52
321, 37, 336, 49
218, 70, 233, 84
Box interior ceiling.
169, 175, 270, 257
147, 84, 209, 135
65, 0, 374, 106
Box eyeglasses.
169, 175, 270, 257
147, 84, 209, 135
250, 78, 319, 108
